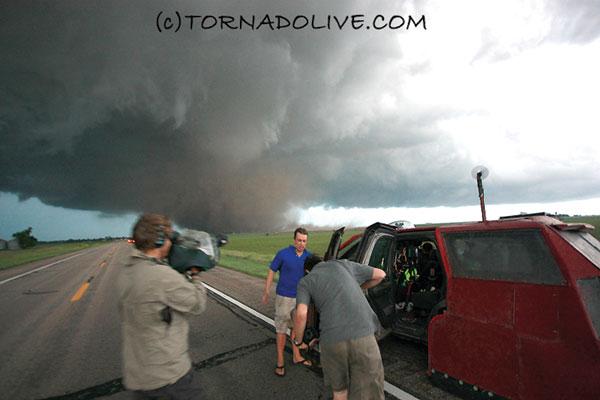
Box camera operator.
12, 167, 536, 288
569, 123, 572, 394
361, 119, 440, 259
117, 213, 206, 399
293, 255, 386, 400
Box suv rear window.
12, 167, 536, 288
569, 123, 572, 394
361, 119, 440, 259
558, 231, 600, 270
578, 277, 600, 339
444, 229, 565, 285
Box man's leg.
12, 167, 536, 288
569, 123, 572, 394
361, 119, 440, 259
274, 295, 289, 375
321, 340, 350, 399
276, 332, 286, 367
288, 301, 311, 365
290, 328, 305, 363
347, 335, 384, 400
275, 295, 312, 372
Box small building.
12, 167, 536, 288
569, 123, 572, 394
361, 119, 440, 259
0, 239, 7, 250
7, 239, 20, 250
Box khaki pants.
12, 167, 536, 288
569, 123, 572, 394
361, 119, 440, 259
320, 335, 384, 400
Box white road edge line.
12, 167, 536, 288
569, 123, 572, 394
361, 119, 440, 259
204, 282, 275, 326
203, 282, 421, 400
0, 252, 87, 286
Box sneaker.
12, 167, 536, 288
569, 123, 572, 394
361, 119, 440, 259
406, 302, 414, 312
395, 302, 406, 311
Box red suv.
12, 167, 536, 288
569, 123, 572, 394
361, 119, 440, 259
323, 213, 600, 399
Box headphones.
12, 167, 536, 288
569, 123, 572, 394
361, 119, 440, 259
154, 225, 166, 248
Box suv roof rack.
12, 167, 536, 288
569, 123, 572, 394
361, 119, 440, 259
499, 212, 550, 220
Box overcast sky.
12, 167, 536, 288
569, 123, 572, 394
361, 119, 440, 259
1, 0, 600, 241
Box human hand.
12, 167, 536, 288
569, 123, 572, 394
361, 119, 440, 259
261, 292, 269, 305
185, 267, 201, 282
300, 342, 309, 350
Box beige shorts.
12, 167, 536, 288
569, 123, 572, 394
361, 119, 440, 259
320, 335, 384, 399
274, 295, 296, 334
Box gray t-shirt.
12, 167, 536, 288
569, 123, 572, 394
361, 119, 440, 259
296, 259, 381, 344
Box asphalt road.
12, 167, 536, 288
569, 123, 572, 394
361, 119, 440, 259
0, 243, 325, 400
0, 244, 125, 399
0, 242, 457, 400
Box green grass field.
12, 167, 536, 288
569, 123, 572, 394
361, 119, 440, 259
0, 241, 107, 270
219, 228, 364, 279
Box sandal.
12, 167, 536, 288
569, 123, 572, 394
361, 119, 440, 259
293, 358, 312, 367
274, 365, 286, 377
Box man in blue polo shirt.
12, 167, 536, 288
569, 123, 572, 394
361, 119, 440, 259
262, 227, 312, 377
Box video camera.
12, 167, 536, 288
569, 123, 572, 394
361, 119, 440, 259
167, 229, 228, 274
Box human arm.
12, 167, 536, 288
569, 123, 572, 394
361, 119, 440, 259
360, 267, 386, 290
293, 282, 312, 346
263, 251, 283, 304
262, 269, 276, 304
292, 303, 309, 346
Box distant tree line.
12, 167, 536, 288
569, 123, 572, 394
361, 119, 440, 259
40, 236, 129, 244
6, 227, 127, 248
12, 227, 38, 249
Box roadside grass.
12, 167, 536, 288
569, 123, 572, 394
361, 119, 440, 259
0, 241, 107, 270
219, 254, 270, 280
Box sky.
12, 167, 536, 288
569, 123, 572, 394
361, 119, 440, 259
1, 0, 600, 241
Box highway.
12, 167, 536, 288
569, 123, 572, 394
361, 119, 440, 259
0, 242, 456, 400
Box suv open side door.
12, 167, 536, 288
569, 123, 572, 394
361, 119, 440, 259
324, 227, 345, 261
356, 223, 398, 328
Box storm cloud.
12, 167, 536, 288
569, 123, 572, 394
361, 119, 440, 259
1, 0, 599, 232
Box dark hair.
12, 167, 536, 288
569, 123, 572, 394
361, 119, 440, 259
304, 254, 323, 272
132, 213, 172, 251
294, 227, 308, 239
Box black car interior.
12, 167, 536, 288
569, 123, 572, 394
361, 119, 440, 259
392, 238, 445, 325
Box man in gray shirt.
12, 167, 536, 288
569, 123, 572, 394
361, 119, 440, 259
293, 255, 386, 400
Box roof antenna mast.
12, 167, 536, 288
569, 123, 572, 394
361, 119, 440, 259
471, 166, 489, 222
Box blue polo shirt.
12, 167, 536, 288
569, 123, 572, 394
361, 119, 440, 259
270, 245, 311, 298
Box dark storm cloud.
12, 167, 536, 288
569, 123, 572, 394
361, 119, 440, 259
0, 0, 312, 232
1, 0, 599, 232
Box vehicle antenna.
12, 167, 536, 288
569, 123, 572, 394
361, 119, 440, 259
471, 166, 489, 222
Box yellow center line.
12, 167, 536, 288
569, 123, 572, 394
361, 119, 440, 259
70, 282, 90, 302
